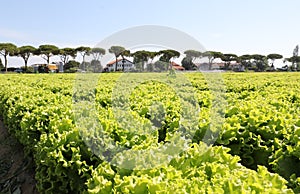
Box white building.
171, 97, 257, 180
105, 58, 135, 72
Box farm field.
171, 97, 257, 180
0, 72, 300, 193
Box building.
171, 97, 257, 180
57, 62, 64, 73
47, 64, 58, 72
31, 62, 62, 73
170, 61, 185, 71
31, 64, 46, 73
105, 58, 135, 72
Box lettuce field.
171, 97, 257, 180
0, 72, 300, 193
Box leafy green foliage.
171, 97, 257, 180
76, 46, 91, 69
109, 46, 126, 71
90, 47, 105, 61
0, 43, 18, 72
64, 60, 80, 72
59, 47, 77, 65
0, 73, 298, 193
87, 143, 292, 194
17, 45, 36, 70
158, 50, 180, 63
221, 54, 238, 70
37, 44, 60, 64
214, 73, 300, 192
202, 51, 223, 70
181, 57, 196, 70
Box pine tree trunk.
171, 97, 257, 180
4, 55, 7, 73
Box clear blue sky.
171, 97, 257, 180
1, 0, 299, 66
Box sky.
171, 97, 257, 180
1, 0, 300, 67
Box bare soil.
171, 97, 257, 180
0, 118, 38, 194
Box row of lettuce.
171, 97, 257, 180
0, 73, 299, 193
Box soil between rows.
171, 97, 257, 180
0, 118, 38, 194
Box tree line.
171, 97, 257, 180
0, 43, 105, 72
0, 43, 299, 73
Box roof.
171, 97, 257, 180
170, 61, 185, 70
107, 58, 133, 65
48, 64, 58, 70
